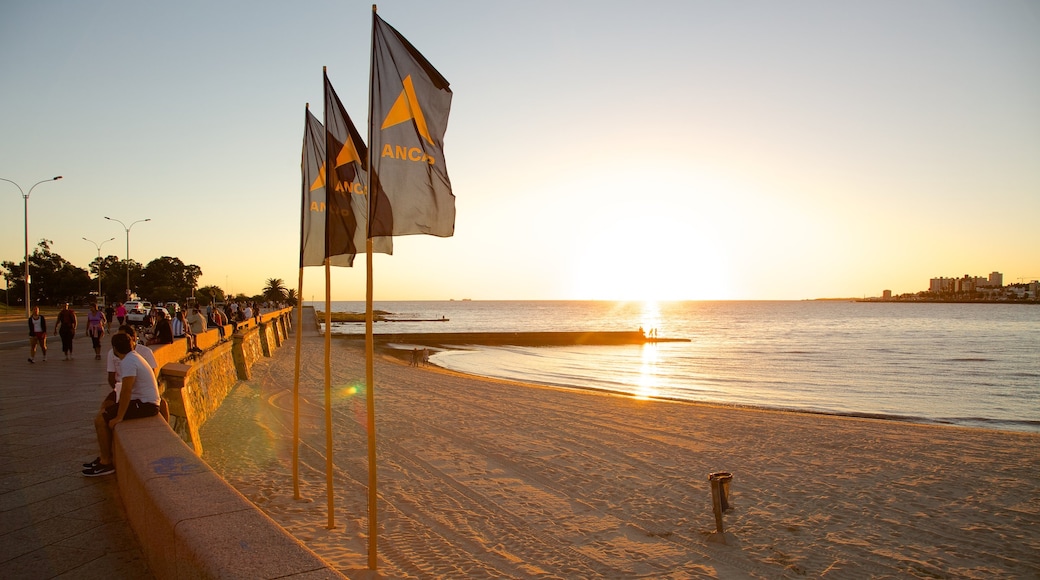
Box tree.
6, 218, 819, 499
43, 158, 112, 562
285, 288, 298, 306
1, 240, 91, 305
195, 285, 225, 306
137, 257, 203, 303
89, 254, 122, 304
262, 278, 287, 302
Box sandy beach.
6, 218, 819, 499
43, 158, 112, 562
199, 333, 1040, 578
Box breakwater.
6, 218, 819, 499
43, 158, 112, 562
338, 330, 689, 347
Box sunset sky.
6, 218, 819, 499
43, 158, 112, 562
2, 1, 1038, 301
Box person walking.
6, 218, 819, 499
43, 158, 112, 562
27, 306, 48, 363
86, 303, 107, 360
104, 303, 115, 331
54, 302, 77, 360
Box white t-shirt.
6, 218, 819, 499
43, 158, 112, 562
107, 344, 158, 401
119, 350, 161, 405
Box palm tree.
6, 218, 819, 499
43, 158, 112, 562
262, 278, 287, 302
285, 288, 298, 306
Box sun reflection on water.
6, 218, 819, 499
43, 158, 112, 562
636, 301, 663, 399
637, 343, 660, 399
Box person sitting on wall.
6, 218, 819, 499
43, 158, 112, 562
185, 307, 207, 353
209, 306, 227, 340
82, 333, 161, 477
147, 310, 174, 346
83, 325, 169, 476
171, 310, 199, 353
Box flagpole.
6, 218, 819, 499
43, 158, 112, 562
321, 67, 337, 531
293, 102, 310, 501
366, 4, 379, 570
292, 263, 304, 499
324, 258, 335, 529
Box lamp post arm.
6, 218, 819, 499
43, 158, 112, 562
3, 176, 62, 316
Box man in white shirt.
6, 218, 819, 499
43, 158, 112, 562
106, 325, 158, 395
83, 333, 162, 476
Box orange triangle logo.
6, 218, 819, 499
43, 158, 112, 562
310, 164, 326, 192
381, 75, 434, 145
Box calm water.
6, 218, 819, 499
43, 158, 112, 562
309, 300, 1040, 432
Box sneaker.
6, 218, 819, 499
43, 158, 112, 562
82, 457, 101, 468
82, 463, 115, 477
27, 358, 34, 364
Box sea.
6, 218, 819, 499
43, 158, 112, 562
306, 300, 1040, 433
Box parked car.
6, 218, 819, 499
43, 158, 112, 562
128, 305, 168, 326
163, 302, 181, 315
123, 300, 151, 312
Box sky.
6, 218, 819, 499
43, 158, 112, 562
2, 1, 1038, 302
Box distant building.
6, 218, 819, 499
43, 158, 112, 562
882, 289, 892, 300
930, 277, 952, 293
928, 271, 1002, 294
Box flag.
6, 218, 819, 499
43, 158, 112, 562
302, 100, 391, 268
301, 106, 353, 267
369, 12, 455, 238
324, 69, 366, 260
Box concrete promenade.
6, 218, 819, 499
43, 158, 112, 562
0, 329, 154, 578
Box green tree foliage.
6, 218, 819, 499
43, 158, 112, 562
195, 285, 225, 306
89, 254, 123, 304
1, 240, 91, 305
262, 278, 287, 302
137, 257, 203, 303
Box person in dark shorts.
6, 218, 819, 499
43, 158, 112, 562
27, 306, 48, 363
82, 333, 161, 476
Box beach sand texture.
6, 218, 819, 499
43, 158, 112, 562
200, 334, 1040, 579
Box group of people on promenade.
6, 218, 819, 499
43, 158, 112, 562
23, 299, 288, 477
26, 299, 282, 363
27, 303, 108, 362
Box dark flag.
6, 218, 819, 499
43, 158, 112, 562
369, 12, 455, 238
301, 106, 354, 267
324, 69, 367, 259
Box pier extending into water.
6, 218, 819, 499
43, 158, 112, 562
337, 330, 690, 347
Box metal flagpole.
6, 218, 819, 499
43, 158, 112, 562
292, 264, 304, 499
366, 3, 379, 570
324, 262, 335, 529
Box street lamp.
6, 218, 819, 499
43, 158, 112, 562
1, 175, 63, 316
82, 236, 116, 304
104, 216, 151, 301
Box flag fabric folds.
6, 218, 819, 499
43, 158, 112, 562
318, 72, 393, 264
324, 70, 367, 260
369, 12, 455, 238
301, 106, 354, 267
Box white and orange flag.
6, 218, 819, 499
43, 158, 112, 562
369, 12, 455, 239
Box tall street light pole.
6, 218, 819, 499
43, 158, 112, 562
104, 216, 151, 301
82, 236, 116, 304
1, 175, 63, 317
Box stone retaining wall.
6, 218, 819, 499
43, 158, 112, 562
112, 307, 342, 579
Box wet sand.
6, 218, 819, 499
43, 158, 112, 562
200, 333, 1040, 578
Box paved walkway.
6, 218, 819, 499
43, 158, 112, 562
0, 334, 154, 578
